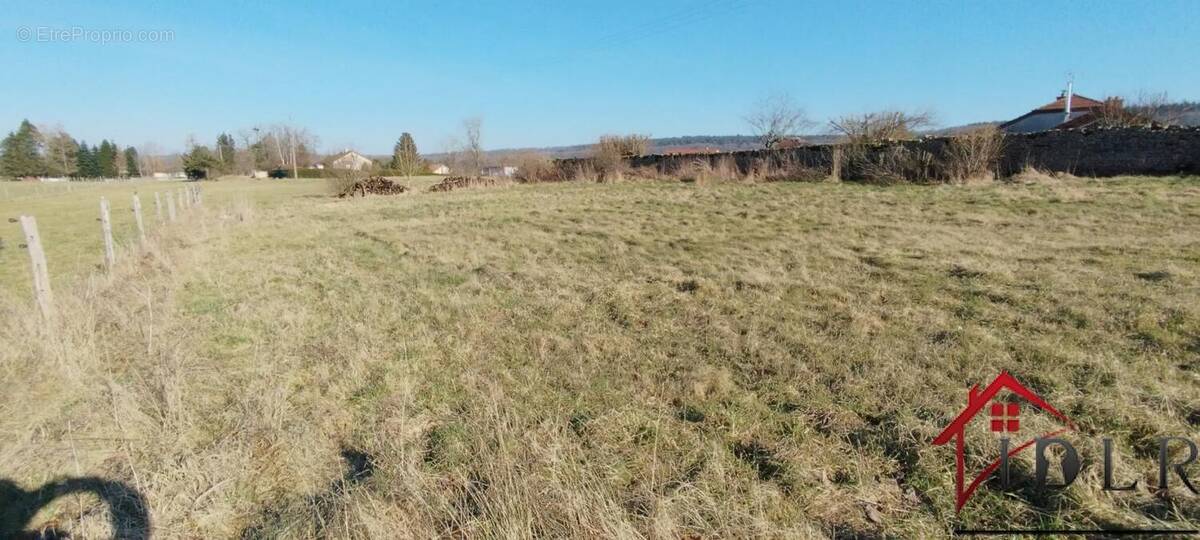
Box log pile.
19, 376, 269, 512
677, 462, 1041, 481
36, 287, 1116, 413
427, 176, 512, 193
339, 176, 409, 197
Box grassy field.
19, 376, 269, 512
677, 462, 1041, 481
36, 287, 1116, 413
1, 176, 1198, 538
0, 178, 333, 299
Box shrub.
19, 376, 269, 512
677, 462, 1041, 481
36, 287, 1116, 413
511, 152, 560, 183
839, 144, 938, 184
325, 168, 367, 196
591, 134, 650, 182
829, 110, 933, 144
940, 126, 1004, 183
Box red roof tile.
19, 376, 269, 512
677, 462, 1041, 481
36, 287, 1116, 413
1034, 94, 1104, 112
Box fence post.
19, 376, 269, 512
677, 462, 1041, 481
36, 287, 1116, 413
181, 187, 190, 210
19, 215, 54, 319
167, 191, 177, 221
155, 192, 163, 222
100, 197, 116, 270
195, 185, 203, 206
132, 194, 146, 244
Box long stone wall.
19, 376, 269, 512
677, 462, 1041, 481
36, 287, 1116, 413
998, 127, 1200, 176
555, 127, 1200, 180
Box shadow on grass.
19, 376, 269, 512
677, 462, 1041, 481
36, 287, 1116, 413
0, 476, 150, 539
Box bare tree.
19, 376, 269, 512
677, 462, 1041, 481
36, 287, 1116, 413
463, 117, 483, 175
264, 123, 318, 176
829, 110, 933, 144
1093, 92, 1190, 128
37, 123, 77, 176
441, 136, 464, 174
745, 93, 814, 149
139, 142, 163, 175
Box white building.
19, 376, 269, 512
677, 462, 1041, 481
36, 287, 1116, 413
429, 163, 450, 175
481, 165, 518, 177
321, 150, 373, 171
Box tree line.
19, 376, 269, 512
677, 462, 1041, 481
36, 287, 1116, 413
0, 120, 140, 179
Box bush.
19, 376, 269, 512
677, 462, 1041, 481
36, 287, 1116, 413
590, 134, 651, 182
324, 168, 367, 196
830, 110, 933, 144
839, 144, 938, 184
941, 126, 1004, 182
512, 152, 560, 183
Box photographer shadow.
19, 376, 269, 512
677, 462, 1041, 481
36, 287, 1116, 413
0, 477, 150, 539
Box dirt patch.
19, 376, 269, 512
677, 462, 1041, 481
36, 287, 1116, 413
338, 176, 409, 197
428, 176, 513, 193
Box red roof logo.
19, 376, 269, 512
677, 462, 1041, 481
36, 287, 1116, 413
932, 371, 1077, 511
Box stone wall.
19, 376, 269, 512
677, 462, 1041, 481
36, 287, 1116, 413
998, 127, 1200, 176
554, 127, 1200, 180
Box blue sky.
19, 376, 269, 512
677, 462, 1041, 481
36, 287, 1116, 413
3, 0, 1197, 154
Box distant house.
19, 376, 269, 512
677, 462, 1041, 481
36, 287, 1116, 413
429, 163, 450, 175
250, 170, 269, 179
152, 172, 171, 180
321, 149, 374, 171
481, 165, 518, 177
1000, 92, 1105, 133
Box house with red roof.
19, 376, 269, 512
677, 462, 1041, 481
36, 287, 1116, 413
1000, 92, 1106, 133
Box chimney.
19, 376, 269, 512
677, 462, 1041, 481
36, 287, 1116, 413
1063, 81, 1074, 124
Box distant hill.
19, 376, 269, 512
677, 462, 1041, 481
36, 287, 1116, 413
425, 134, 843, 163
424, 107, 1199, 165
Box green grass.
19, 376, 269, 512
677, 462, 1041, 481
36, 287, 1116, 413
0, 176, 1198, 538
0, 178, 327, 299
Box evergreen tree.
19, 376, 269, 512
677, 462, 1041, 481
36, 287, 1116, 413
389, 132, 420, 176
124, 147, 141, 177
0, 120, 47, 178
96, 140, 119, 177
216, 133, 237, 173
182, 146, 220, 180
75, 141, 99, 178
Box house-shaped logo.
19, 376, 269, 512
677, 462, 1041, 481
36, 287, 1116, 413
932, 371, 1077, 511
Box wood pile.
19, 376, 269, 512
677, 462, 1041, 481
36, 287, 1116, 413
339, 176, 408, 197
427, 176, 512, 193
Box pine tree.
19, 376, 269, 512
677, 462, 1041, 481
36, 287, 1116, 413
75, 141, 98, 178
182, 146, 219, 180
0, 120, 47, 178
124, 147, 141, 177
96, 140, 119, 178
124, 147, 140, 177
389, 132, 420, 177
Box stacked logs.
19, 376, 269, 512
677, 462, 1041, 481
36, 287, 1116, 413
339, 176, 409, 197
427, 176, 512, 193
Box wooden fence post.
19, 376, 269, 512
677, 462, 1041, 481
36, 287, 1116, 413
167, 191, 177, 221
195, 185, 203, 206
155, 192, 163, 222
132, 194, 146, 244
19, 215, 54, 319
100, 197, 116, 270
181, 187, 190, 210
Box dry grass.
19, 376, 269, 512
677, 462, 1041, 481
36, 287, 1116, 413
1, 176, 1198, 538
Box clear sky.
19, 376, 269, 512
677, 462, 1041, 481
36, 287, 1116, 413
3, 0, 1197, 154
